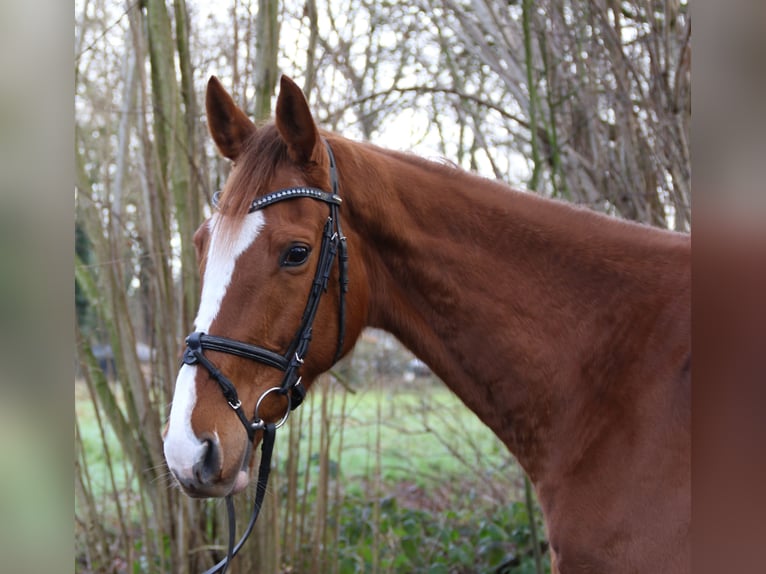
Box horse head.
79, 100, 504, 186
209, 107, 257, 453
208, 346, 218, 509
163, 76, 367, 498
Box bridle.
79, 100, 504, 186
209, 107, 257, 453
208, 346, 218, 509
181, 138, 348, 574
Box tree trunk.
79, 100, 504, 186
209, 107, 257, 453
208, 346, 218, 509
253, 0, 280, 121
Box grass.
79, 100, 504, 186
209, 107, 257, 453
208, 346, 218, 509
76, 375, 517, 495
304, 379, 519, 488
76, 381, 130, 490
76, 367, 548, 573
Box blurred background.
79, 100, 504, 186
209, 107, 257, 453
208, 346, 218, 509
72, 0, 691, 572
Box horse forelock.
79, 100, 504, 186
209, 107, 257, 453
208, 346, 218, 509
214, 123, 290, 243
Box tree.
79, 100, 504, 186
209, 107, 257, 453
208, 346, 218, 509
425, 0, 691, 228
76, 0, 210, 571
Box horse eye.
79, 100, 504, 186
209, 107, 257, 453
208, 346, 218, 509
281, 244, 311, 267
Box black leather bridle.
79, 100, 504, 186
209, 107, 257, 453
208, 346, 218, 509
181, 139, 348, 574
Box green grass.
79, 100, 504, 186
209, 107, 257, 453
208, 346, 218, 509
299, 379, 519, 488
76, 376, 517, 494
75, 381, 141, 526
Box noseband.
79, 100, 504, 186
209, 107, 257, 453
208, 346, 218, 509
181, 139, 348, 573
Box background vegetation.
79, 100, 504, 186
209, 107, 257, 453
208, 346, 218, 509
74, 0, 690, 572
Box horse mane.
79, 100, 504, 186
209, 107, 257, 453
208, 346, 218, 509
372, 145, 462, 175
220, 122, 480, 215
214, 124, 657, 260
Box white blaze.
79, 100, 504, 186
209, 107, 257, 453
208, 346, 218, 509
164, 364, 205, 475
194, 213, 266, 332
163, 212, 265, 478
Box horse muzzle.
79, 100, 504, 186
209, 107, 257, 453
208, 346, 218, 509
166, 433, 251, 498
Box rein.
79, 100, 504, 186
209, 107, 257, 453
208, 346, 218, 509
182, 139, 347, 573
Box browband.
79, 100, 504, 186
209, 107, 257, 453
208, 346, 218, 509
212, 187, 342, 213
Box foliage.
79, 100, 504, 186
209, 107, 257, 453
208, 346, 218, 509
333, 496, 548, 574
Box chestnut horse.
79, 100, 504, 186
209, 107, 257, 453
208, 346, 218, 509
163, 76, 690, 573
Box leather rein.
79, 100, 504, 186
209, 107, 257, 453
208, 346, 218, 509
182, 139, 348, 574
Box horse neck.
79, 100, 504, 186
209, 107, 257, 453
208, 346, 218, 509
340, 141, 690, 481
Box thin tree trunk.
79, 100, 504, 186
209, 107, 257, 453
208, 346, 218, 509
522, 0, 542, 192
253, 0, 280, 121
303, 0, 319, 99
174, 0, 202, 321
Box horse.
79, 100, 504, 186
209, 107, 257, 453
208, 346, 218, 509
163, 75, 691, 573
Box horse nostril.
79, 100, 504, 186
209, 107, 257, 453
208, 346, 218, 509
192, 437, 221, 485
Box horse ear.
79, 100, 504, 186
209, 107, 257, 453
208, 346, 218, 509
275, 75, 320, 164
205, 76, 256, 161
